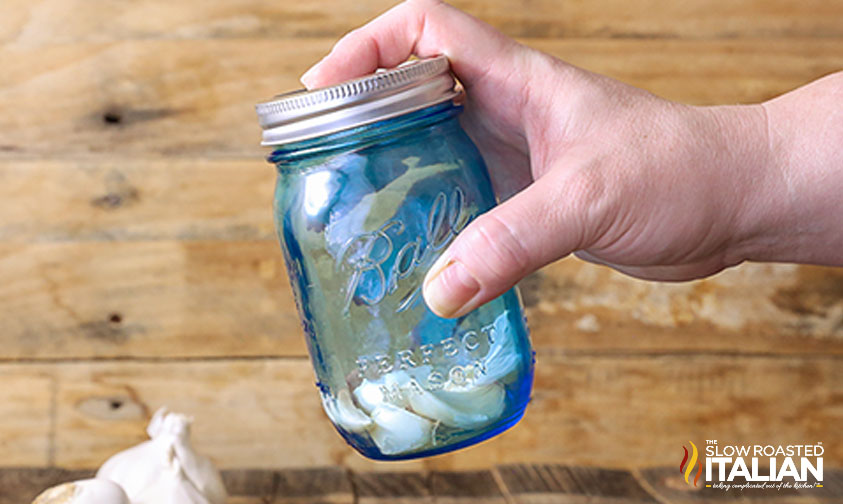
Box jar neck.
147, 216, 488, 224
267, 102, 462, 165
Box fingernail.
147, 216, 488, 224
300, 64, 320, 89
423, 257, 480, 318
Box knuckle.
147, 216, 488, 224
457, 212, 532, 283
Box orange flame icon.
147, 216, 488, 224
680, 441, 703, 486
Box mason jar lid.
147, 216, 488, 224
255, 56, 461, 146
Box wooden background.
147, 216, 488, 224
1, 0, 842, 487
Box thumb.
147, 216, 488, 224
422, 174, 586, 318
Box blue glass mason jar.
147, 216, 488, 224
256, 56, 534, 460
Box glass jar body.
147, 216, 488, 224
270, 103, 534, 460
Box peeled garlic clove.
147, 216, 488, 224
32, 478, 129, 504
368, 403, 433, 455
353, 379, 385, 414
97, 407, 226, 504
322, 389, 373, 432
409, 382, 505, 429
352, 370, 414, 413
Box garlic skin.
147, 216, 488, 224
97, 408, 226, 504
32, 478, 129, 504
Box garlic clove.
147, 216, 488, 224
408, 382, 505, 429
322, 388, 373, 432
352, 370, 415, 413
32, 478, 129, 504
368, 403, 433, 455
353, 379, 385, 414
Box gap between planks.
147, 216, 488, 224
1, 350, 842, 365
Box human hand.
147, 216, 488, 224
300, 0, 841, 318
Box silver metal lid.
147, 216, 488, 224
255, 56, 460, 146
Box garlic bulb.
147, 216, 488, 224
32, 478, 129, 504
97, 408, 226, 504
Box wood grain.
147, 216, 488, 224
638, 467, 843, 503
525, 261, 843, 356
0, 467, 354, 504
0, 160, 275, 242
0, 354, 838, 470
3, 0, 843, 44
0, 241, 307, 360
352, 472, 434, 503
430, 470, 507, 504
0, 367, 52, 467
2, 237, 840, 359
496, 465, 655, 503
223, 467, 354, 504
1, 39, 841, 158
3, 466, 840, 504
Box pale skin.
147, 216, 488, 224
301, 0, 843, 319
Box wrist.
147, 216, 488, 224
687, 103, 784, 265
728, 76, 843, 267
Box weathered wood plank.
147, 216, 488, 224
524, 261, 843, 356
1, 238, 840, 359
2, 467, 839, 504
0, 355, 838, 470
0, 468, 353, 504
0, 367, 52, 467
1, 239, 841, 359
1, 39, 841, 158
496, 465, 655, 503
352, 472, 434, 503
430, 470, 507, 504
0, 241, 307, 359
49, 359, 350, 471
0, 160, 275, 242
0, 468, 94, 504
637, 467, 843, 503
223, 467, 355, 504
3, 0, 843, 44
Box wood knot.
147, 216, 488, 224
102, 111, 122, 125
90, 171, 140, 210
76, 395, 146, 421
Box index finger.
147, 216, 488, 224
300, 0, 519, 90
